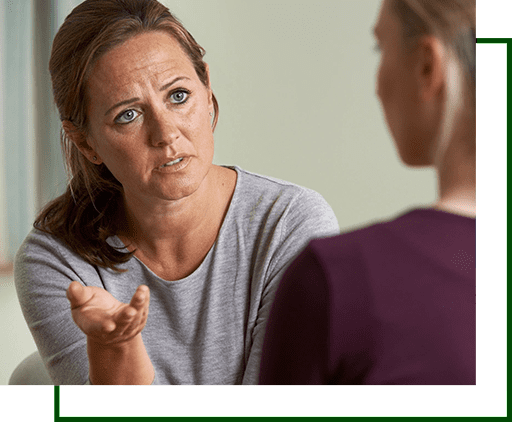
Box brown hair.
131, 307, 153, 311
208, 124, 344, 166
35, 0, 219, 272
391, 0, 475, 164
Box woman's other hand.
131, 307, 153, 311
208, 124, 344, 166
66, 281, 150, 346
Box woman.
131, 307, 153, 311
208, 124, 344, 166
260, 0, 476, 385
14, 0, 339, 385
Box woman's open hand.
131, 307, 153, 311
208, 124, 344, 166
66, 282, 150, 346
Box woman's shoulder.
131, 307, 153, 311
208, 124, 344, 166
14, 227, 96, 284
227, 166, 339, 231
16, 227, 70, 262
305, 207, 475, 267
229, 166, 313, 195
229, 166, 333, 210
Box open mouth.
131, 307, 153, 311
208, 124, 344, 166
160, 158, 184, 168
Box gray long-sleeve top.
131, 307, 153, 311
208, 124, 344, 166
15, 166, 339, 384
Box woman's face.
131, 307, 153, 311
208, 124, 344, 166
374, 0, 435, 165
83, 31, 215, 203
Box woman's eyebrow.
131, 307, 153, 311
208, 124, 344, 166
105, 98, 139, 116
104, 76, 192, 116
159, 76, 191, 92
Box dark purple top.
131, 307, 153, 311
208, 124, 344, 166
259, 209, 476, 384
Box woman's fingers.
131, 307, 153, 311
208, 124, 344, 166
101, 319, 117, 334
116, 310, 142, 337
66, 281, 92, 309
117, 288, 149, 336
112, 287, 149, 338
130, 285, 150, 310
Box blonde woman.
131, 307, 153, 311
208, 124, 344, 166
260, 0, 475, 385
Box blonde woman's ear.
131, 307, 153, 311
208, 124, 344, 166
416, 35, 446, 102
62, 120, 103, 165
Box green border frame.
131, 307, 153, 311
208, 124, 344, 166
0, 5, 512, 421
55, 39, 512, 421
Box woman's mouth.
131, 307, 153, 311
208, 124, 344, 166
160, 158, 184, 168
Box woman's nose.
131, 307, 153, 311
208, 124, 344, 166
149, 108, 180, 147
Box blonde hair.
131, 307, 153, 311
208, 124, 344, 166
391, 0, 475, 165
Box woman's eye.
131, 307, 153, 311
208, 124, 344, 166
115, 109, 139, 124
170, 90, 189, 104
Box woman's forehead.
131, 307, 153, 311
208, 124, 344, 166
89, 31, 195, 86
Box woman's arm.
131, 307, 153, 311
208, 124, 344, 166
67, 282, 154, 385
259, 246, 330, 384
15, 229, 157, 384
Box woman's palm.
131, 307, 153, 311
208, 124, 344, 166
67, 282, 150, 346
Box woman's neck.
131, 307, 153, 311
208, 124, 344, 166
117, 166, 237, 256
435, 149, 476, 218
434, 191, 476, 218
118, 168, 219, 249
433, 108, 476, 218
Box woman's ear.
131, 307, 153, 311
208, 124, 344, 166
62, 121, 103, 165
204, 63, 212, 90
416, 35, 446, 102
204, 63, 214, 111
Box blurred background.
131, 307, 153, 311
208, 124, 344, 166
0, 0, 436, 384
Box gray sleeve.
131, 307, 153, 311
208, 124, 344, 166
14, 231, 161, 385
14, 231, 90, 385
242, 189, 339, 384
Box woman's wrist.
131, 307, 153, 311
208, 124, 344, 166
87, 333, 154, 385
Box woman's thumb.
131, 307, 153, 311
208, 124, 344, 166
66, 281, 89, 308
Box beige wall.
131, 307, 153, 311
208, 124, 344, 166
0, 0, 6, 263
0, 0, 38, 385
163, 0, 437, 231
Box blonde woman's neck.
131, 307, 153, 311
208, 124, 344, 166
435, 149, 476, 218
434, 191, 476, 218
433, 96, 475, 218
